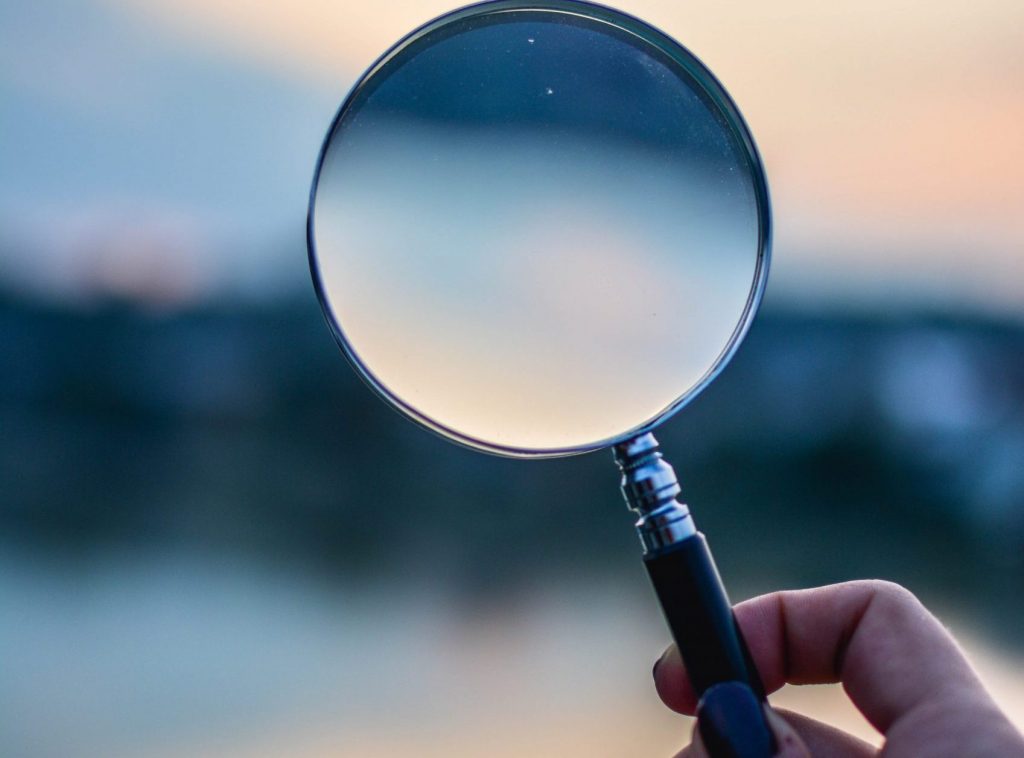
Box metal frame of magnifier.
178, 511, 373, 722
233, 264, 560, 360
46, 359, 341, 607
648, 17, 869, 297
308, 0, 775, 739
308, 0, 772, 461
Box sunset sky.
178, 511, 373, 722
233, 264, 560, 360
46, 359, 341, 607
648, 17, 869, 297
2, 0, 1022, 313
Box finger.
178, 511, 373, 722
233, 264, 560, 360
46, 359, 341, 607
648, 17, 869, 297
763, 708, 814, 758
770, 709, 874, 757
671, 719, 701, 758
654, 580, 988, 733
654, 644, 696, 715
675, 703, 817, 758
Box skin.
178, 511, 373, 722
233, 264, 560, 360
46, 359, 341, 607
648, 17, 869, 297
653, 580, 1024, 757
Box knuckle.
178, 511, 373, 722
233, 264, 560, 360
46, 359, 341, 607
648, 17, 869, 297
863, 579, 921, 609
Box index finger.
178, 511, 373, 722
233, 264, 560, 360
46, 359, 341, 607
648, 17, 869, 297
654, 580, 988, 733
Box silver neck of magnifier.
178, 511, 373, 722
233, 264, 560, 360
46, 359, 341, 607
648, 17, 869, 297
614, 433, 697, 554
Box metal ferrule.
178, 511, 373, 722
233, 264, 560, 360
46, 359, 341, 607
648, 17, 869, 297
613, 433, 697, 554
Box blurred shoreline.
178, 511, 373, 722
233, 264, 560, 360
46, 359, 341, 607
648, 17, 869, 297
2, 287, 1022, 618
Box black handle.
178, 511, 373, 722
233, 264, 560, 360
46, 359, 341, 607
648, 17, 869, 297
645, 533, 765, 701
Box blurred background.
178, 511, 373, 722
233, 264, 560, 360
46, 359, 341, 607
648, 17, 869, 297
2, 0, 1023, 755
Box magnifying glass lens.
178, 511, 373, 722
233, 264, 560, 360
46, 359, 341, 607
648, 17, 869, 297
310, 4, 767, 455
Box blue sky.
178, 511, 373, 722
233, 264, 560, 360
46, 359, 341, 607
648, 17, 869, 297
0, 0, 336, 300
2, 0, 1022, 314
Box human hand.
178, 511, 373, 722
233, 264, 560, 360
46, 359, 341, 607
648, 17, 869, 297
652, 580, 1024, 757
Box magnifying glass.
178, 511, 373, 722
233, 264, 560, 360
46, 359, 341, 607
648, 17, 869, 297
308, 0, 772, 721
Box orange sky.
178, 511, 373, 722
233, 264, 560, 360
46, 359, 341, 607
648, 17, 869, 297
105, 0, 1024, 312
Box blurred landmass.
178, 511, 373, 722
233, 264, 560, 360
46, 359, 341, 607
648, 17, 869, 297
2, 284, 1022, 645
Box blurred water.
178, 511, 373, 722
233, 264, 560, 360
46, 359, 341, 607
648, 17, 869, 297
0, 546, 668, 757
2, 547, 1022, 758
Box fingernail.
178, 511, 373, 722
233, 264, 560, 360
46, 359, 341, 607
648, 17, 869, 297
697, 682, 776, 758
653, 650, 666, 680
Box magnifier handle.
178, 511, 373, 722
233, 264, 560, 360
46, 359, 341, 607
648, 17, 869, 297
645, 533, 765, 700
614, 434, 764, 700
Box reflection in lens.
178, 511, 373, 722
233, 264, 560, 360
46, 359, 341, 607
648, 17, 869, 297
310, 6, 765, 454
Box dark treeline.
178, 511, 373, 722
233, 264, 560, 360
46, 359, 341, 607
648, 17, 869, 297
2, 291, 1022, 639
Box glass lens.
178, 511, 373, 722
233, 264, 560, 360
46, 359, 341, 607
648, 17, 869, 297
309, 2, 768, 456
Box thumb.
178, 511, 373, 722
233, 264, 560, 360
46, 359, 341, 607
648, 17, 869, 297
684, 682, 811, 758
762, 708, 813, 758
